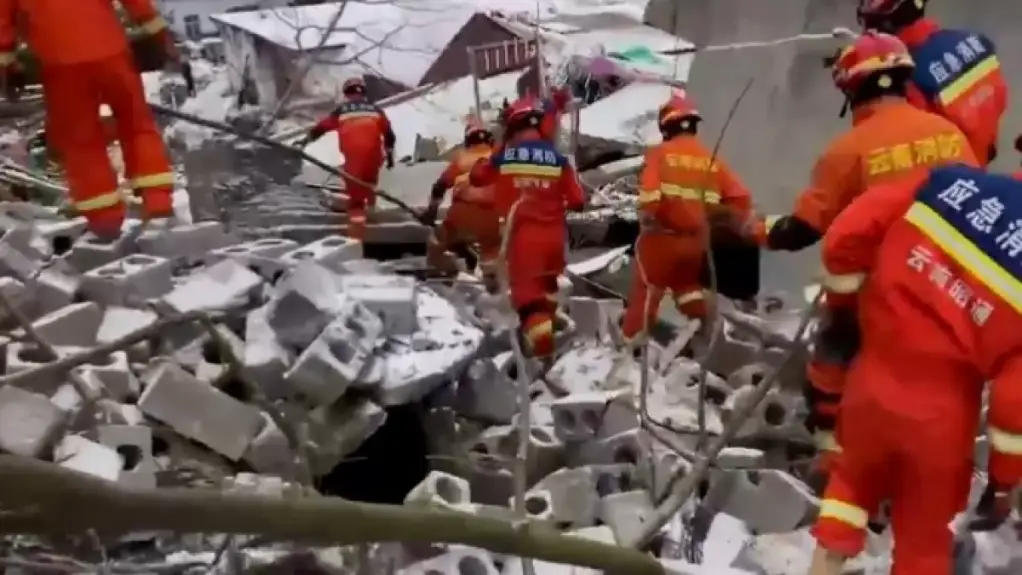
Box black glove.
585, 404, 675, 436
418, 204, 439, 226
969, 482, 1014, 532
1, 64, 26, 102
815, 307, 860, 366
385, 151, 395, 169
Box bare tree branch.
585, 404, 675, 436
0, 456, 666, 575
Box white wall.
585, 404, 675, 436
156, 0, 287, 39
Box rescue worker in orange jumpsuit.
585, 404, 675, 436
808, 163, 1022, 575
298, 77, 396, 241
620, 90, 752, 344
500, 86, 571, 143
470, 98, 585, 361
419, 118, 500, 291
713, 31, 980, 476
0, 0, 178, 237
857, 0, 1008, 165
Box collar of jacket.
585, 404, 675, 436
850, 97, 908, 125
897, 18, 940, 49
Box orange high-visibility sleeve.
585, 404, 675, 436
637, 147, 663, 219
793, 146, 860, 233
988, 353, 1022, 487
715, 158, 752, 216
469, 153, 498, 188
560, 161, 585, 211
820, 178, 920, 308
0, 0, 16, 64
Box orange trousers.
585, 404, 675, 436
427, 200, 501, 277
621, 232, 706, 341
41, 51, 174, 236
341, 149, 383, 241
507, 219, 566, 358
811, 354, 976, 574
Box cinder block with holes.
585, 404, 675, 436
267, 261, 346, 350
35, 264, 84, 316
206, 237, 298, 282
280, 235, 363, 273
243, 305, 291, 399
65, 231, 130, 272
0, 276, 28, 327
305, 398, 387, 475
241, 413, 293, 477
575, 429, 656, 486
80, 254, 173, 306
405, 470, 472, 507
70, 351, 135, 400
549, 388, 638, 442
160, 259, 263, 314
54, 434, 121, 481
524, 466, 599, 528
6, 342, 118, 395
702, 469, 819, 534
0, 384, 67, 457
473, 424, 564, 486
454, 356, 516, 424
36, 218, 88, 257
136, 221, 233, 263
723, 385, 811, 443
97, 424, 157, 489
396, 547, 500, 575
11, 301, 102, 347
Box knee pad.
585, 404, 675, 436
521, 312, 554, 359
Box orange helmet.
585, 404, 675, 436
342, 76, 366, 95
831, 31, 914, 95
463, 116, 493, 144
658, 89, 700, 131
857, 0, 926, 32
501, 97, 544, 131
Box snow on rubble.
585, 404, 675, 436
0, 201, 1016, 573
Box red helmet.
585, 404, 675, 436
857, 0, 925, 30
502, 97, 543, 130
831, 31, 914, 95
342, 77, 366, 95
658, 89, 700, 128
463, 116, 492, 142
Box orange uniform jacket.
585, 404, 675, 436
899, 18, 1008, 165
0, 0, 167, 66
310, 98, 395, 159
792, 99, 979, 235
639, 135, 751, 232
821, 164, 1022, 487
437, 144, 494, 206
470, 136, 584, 224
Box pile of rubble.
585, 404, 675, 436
0, 202, 1017, 574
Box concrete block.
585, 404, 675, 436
0, 385, 66, 457
502, 526, 618, 575
704, 469, 819, 534
11, 302, 102, 347
550, 388, 638, 442
527, 466, 600, 528
97, 306, 158, 363
241, 413, 294, 478
280, 235, 363, 273
284, 304, 383, 406
97, 424, 157, 489
474, 424, 564, 485
81, 254, 173, 306
72, 352, 135, 400
137, 361, 263, 460
699, 320, 761, 378
0, 276, 29, 326
568, 296, 623, 342
340, 273, 418, 335
405, 470, 472, 507
337, 258, 385, 274
35, 217, 88, 255
306, 398, 387, 475
577, 428, 652, 468
267, 261, 347, 350
599, 489, 654, 544
54, 434, 121, 482
661, 356, 732, 407
243, 305, 291, 400
0, 228, 42, 278
649, 448, 691, 502
66, 232, 129, 272
723, 386, 811, 444
34, 265, 83, 316
454, 356, 516, 424
546, 344, 638, 395
5, 343, 116, 395
397, 547, 499, 575
137, 221, 231, 263
160, 259, 263, 314
206, 237, 298, 281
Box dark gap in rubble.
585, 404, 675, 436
152, 435, 170, 457
363, 242, 426, 261
221, 376, 252, 403
746, 470, 761, 485
763, 402, 787, 426
316, 403, 428, 504
51, 235, 74, 255
117, 445, 143, 470
524, 494, 549, 515
697, 478, 710, 499
613, 445, 637, 465
201, 340, 222, 364
704, 386, 727, 405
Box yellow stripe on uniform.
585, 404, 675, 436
130, 172, 175, 189
818, 499, 868, 529
676, 290, 704, 306
638, 189, 662, 204
338, 111, 382, 121
821, 272, 866, 294
989, 426, 1022, 455
525, 319, 553, 341
904, 202, 1022, 314
660, 184, 721, 203
499, 163, 562, 177
940, 56, 1000, 105
138, 16, 169, 35
75, 191, 124, 212
814, 430, 842, 453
